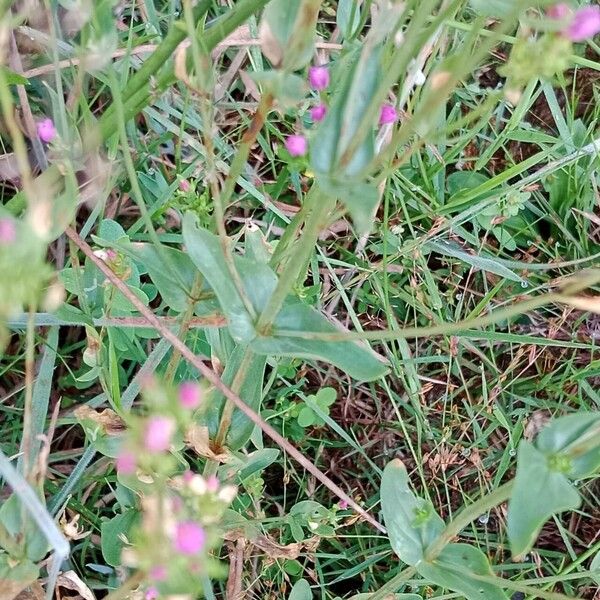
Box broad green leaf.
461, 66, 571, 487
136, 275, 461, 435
469, 0, 522, 17
289, 579, 312, 600
319, 177, 380, 235
380, 459, 445, 566
250, 71, 308, 109
337, 0, 362, 39
311, 43, 382, 178
182, 214, 263, 342
0, 66, 29, 86
591, 551, 600, 585
101, 510, 140, 567
252, 299, 388, 382
297, 406, 316, 427
0, 554, 39, 599
260, 0, 320, 70
417, 543, 508, 600
118, 242, 198, 313
425, 240, 526, 284
507, 441, 580, 559
199, 346, 267, 451
536, 412, 600, 478
446, 171, 490, 197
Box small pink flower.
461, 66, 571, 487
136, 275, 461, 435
338, 499, 349, 510
0, 218, 16, 245
174, 521, 206, 555
145, 586, 159, 600
179, 179, 190, 192
308, 66, 330, 91
285, 135, 308, 157
178, 381, 201, 410
547, 3, 571, 19
379, 103, 398, 126
116, 451, 136, 475
182, 470, 194, 483
206, 475, 219, 493
149, 565, 167, 582
37, 118, 56, 143
565, 6, 600, 41
144, 416, 176, 453
309, 103, 327, 122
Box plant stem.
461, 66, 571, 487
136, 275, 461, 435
368, 566, 417, 600
21, 307, 36, 481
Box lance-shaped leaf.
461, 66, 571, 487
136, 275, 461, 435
380, 459, 445, 566
417, 544, 508, 600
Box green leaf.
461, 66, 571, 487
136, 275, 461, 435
346, 595, 422, 600
469, 0, 522, 17
591, 551, 600, 585
417, 543, 508, 600
311, 43, 382, 177
380, 459, 445, 566
101, 510, 140, 567
316, 387, 336, 408
199, 346, 267, 451
0, 554, 39, 599
507, 441, 580, 559
536, 412, 600, 478
250, 71, 308, 109
337, 0, 362, 39
236, 448, 280, 481
260, 0, 320, 70
297, 406, 316, 427
289, 578, 312, 600
118, 242, 198, 313
252, 299, 388, 381
0, 66, 29, 86
319, 177, 380, 235
425, 240, 526, 284
182, 213, 266, 342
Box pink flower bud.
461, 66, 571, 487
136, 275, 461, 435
145, 586, 159, 600
565, 6, 600, 41
182, 470, 194, 483
179, 179, 190, 192
379, 103, 398, 126
37, 118, 56, 143
308, 66, 330, 91
285, 135, 308, 157
0, 218, 16, 245
116, 451, 136, 475
174, 521, 206, 555
178, 381, 201, 409
309, 103, 327, 122
206, 475, 219, 493
144, 416, 175, 453
149, 565, 167, 582
547, 3, 571, 19
338, 499, 349, 510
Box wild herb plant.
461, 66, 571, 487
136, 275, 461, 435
0, 1, 600, 599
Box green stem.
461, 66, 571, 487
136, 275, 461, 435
368, 566, 417, 600
273, 292, 563, 342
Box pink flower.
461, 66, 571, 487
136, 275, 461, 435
309, 103, 327, 122
178, 381, 201, 410
174, 521, 206, 555
179, 179, 190, 192
379, 103, 398, 126
206, 475, 219, 493
565, 6, 600, 41
182, 470, 194, 483
338, 499, 349, 510
149, 565, 167, 582
308, 66, 330, 91
285, 135, 308, 157
37, 118, 56, 143
0, 218, 16, 245
547, 3, 571, 19
145, 586, 159, 600
144, 416, 176, 453
116, 451, 136, 475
